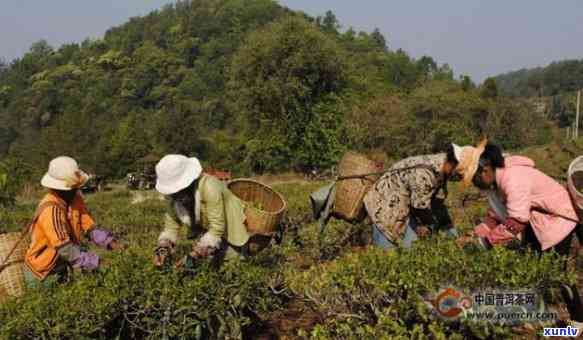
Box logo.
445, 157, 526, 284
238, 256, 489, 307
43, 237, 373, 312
426, 287, 473, 319
543, 326, 580, 337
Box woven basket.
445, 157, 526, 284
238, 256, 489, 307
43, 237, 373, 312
228, 179, 287, 236
568, 156, 583, 221
0, 232, 29, 302
333, 152, 381, 221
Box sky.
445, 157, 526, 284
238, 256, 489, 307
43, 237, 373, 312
1, 0, 582, 82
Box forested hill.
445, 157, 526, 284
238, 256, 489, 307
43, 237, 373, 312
0, 0, 556, 183
494, 59, 583, 97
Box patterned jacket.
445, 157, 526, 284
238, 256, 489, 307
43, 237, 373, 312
363, 154, 448, 242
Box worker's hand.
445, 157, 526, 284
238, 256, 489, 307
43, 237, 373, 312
174, 256, 186, 269
416, 226, 431, 238
108, 240, 124, 251
153, 246, 171, 267
190, 246, 213, 259
153, 253, 167, 267
505, 218, 526, 235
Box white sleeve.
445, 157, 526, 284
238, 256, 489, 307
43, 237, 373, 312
195, 232, 222, 250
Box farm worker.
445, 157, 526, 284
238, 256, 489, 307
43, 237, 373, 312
24, 156, 123, 286
153, 155, 266, 267
460, 143, 583, 326
363, 142, 471, 250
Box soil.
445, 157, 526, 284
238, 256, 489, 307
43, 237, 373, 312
243, 301, 324, 340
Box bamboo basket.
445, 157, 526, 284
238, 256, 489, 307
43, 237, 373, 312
0, 232, 29, 302
228, 179, 287, 236
333, 152, 381, 221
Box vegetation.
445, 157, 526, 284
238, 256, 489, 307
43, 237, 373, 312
0, 0, 559, 180
0, 0, 581, 338
291, 243, 572, 339
494, 59, 583, 98
0, 163, 578, 338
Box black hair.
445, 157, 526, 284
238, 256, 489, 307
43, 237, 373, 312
479, 143, 505, 168
446, 144, 458, 165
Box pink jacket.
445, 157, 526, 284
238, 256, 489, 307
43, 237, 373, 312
475, 156, 577, 250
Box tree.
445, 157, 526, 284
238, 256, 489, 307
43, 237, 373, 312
383, 49, 420, 88
229, 15, 350, 171
416, 56, 437, 77
108, 112, 153, 176
347, 95, 409, 155
460, 75, 475, 91
0, 59, 7, 79
480, 77, 499, 99
370, 28, 388, 52
318, 10, 340, 34
433, 63, 454, 81
29, 40, 53, 58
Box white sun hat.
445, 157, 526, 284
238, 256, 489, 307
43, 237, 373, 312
41, 156, 89, 191
155, 155, 203, 195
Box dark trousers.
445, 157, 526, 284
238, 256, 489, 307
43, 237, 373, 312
523, 224, 583, 322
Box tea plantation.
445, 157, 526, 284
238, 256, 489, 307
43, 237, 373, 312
0, 161, 580, 340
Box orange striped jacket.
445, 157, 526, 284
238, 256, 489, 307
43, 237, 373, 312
25, 191, 96, 279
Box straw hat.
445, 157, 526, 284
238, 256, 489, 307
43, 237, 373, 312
41, 156, 89, 191
155, 155, 202, 195
454, 139, 488, 189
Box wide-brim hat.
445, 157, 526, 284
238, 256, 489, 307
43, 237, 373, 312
155, 155, 202, 195
455, 138, 488, 190
41, 156, 89, 191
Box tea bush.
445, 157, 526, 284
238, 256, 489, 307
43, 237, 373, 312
0, 203, 35, 233
0, 245, 282, 339
289, 239, 575, 339
0, 189, 286, 339
0, 177, 580, 339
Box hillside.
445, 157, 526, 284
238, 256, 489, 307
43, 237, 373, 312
494, 59, 583, 98
0, 0, 559, 188
0, 0, 434, 177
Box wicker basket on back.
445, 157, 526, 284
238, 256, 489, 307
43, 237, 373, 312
568, 156, 583, 221
228, 179, 287, 236
333, 152, 381, 221
0, 232, 29, 302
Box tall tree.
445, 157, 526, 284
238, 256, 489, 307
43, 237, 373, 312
481, 77, 499, 99
460, 75, 475, 92
317, 10, 340, 35
229, 15, 349, 171
370, 28, 388, 52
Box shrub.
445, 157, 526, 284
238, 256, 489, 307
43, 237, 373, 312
289, 239, 575, 339
0, 246, 282, 339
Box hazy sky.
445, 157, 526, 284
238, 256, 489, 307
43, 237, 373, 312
1, 0, 582, 82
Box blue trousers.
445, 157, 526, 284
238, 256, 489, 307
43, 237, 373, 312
372, 218, 419, 250
372, 218, 458, 250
